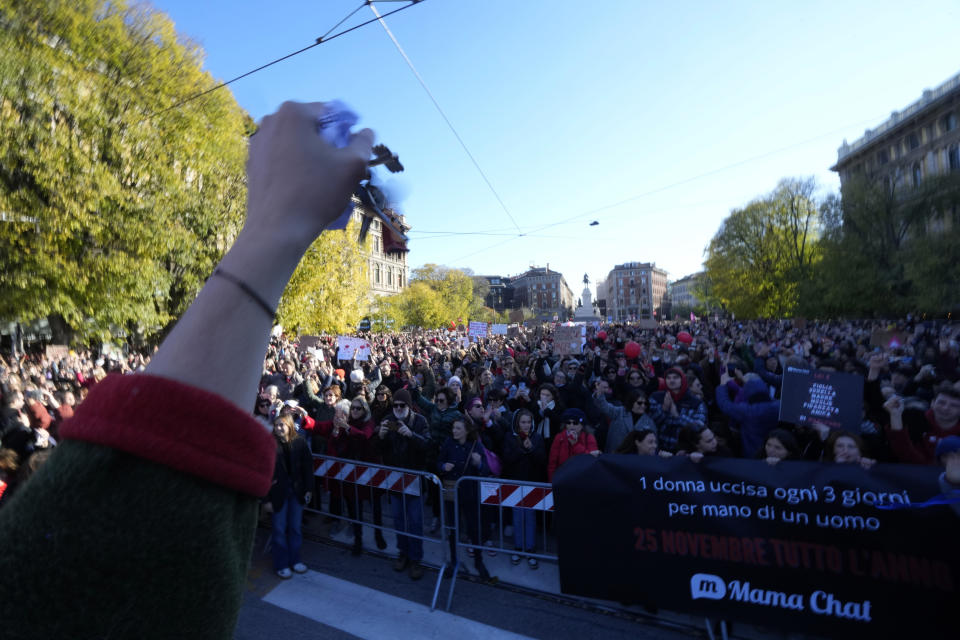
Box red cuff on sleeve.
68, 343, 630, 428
60, 374, 275, 496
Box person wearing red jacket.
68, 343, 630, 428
884, 386, 960, 464
547, 408, 600, 481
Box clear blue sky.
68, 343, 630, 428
152, 0, 959, 294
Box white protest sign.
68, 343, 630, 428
490, 323, 508, 336
337, 336, 372, 361
468, 321, 489, 338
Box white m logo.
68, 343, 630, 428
690, 573, 726, 600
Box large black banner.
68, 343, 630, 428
554, 456, 956, 638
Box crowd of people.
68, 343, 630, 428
245, 316, 960, 580
3, 317, 960, 580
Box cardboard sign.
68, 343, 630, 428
554, 455, 956, 639
490, 323, 508, 336
468, 321, 488, 338
779, 367, 863, 432
298, 335, 321, 351
507, 325, 521, 339
636, 319, 658, 329
508, 309, 525, 324
45, 345, 69, 361
336, 336, 371, 361
554, 325, 583, 356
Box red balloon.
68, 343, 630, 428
597, 330, 607, 340
624, 341, 641, 359
677, 331, 693, 344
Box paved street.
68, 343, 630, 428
235, 525, 807, 640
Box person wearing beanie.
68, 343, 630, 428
934, 435, 960, 516
547, 407, 599, 481
374, 386, 430, 580
648, 366, 707, 453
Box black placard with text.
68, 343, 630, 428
779, 367, 863, 432
554, 455, 955, 639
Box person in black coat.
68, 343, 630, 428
264, 414, 314, 579
500, 408, 547, 568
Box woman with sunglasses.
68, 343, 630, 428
328, 396, 386, 554
370, 384, 393, 424
547, 408, 600, 481
593, 388, 656, 454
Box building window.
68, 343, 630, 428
949, 145, 960, 172
374, 265, 381, 284
943, 113, 958, 133
912, 163, 922, 187
398, 272, 404, 288
907, 133, 920, 150
877, 150, 889, 165
387, 269, 393, 286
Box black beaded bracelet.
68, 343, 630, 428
211, 268, 276, 318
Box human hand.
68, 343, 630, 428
244, 101, 374, 250
589, 450, 601, 457
398, 424, 412, 438
883, 395, 904, 418
471, 452, 483, 466
765, 456, 781, 466
379, 425, 389, 439
262, 502, 274, 514
304, 492, 312, 504
658, 450, 673, 458
689, 451, 704, 463
662, 394, 674, 412
810, 421, 831, 441
443, 463, 455, 472
859, 457, 876, 470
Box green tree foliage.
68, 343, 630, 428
276, 219, 371, 335
807, 173, 960, 316
378, 264, 475, 329
0, 0, 250, 344
702, 178, 820, 318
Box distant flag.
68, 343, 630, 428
690, 312, 697, 322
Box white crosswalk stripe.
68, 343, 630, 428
263, 570, 534, 640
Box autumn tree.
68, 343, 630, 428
275, 218, 371, 335
377, 264, 475, 329
702, 178, 821, 318
0, 0, 251, 344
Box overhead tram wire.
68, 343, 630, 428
146, 1, 427, 121
368, 3, 526, 237
438, 111, 903, 263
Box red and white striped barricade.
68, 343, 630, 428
313, 457, 421, 497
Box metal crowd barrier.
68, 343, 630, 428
300, 458, 732, 634
308, 453, 449, 610
445, 475, 557, 611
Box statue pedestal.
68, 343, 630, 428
573, 285, 600, 321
